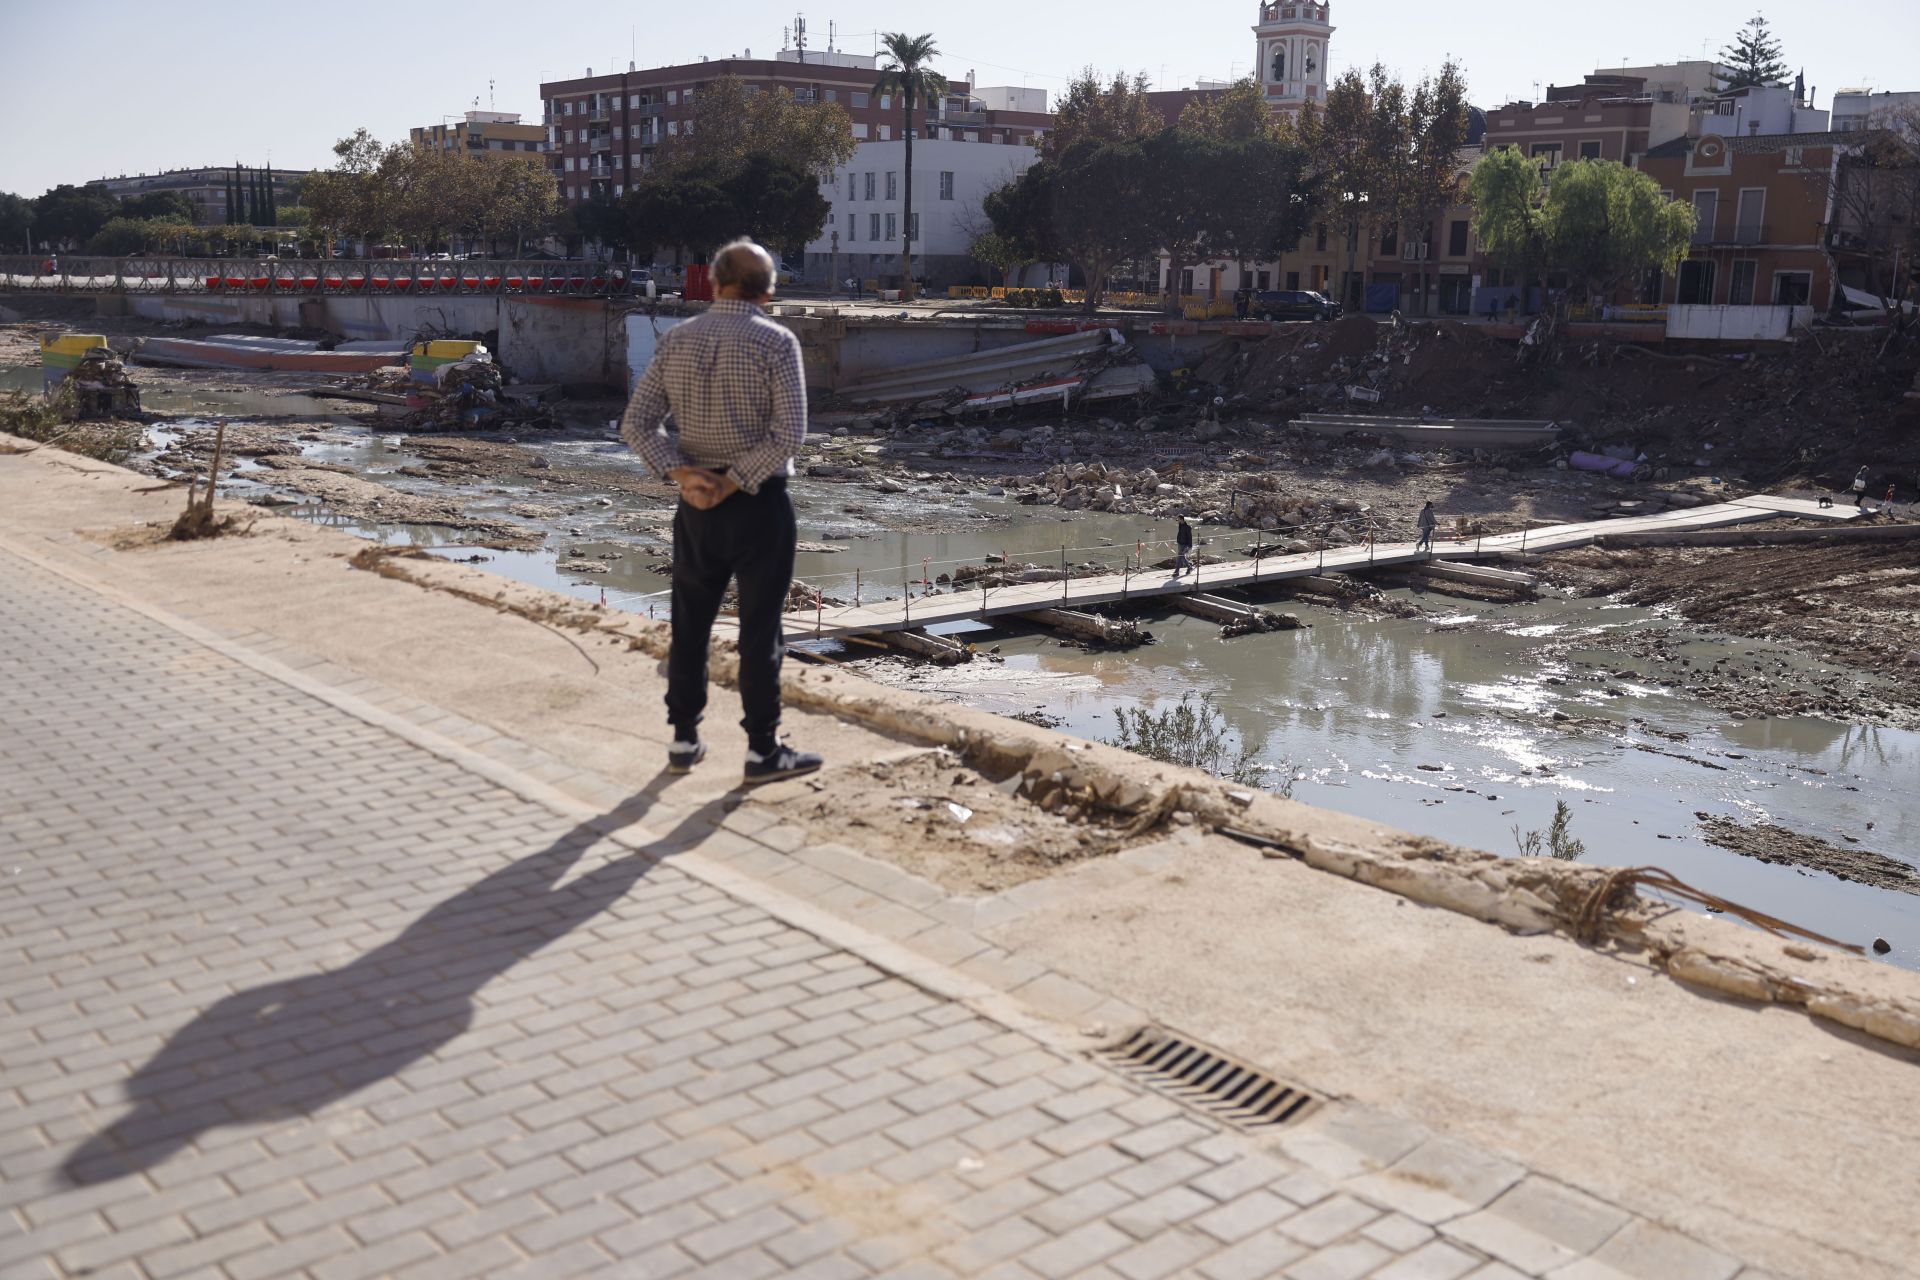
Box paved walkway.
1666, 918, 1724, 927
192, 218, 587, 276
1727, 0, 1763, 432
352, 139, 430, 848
0, 544, 1759, 1280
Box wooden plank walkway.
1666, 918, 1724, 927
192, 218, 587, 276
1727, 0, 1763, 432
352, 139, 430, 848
775, 495, 1855, 641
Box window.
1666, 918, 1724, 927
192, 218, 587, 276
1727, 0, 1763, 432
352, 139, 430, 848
1728, 260, 1757, 305
614, 184, 623, 196
1531, 142, 1562, 170
848, 213, 856, 242
1676, 258, 1716, 304
683, 121, 693, 136
852, 92, 869, 108
1315, 223, 1327, 252
1691, 190, 1718, 242
848, 173, 856, 200
1735, 189, 1765, 243
886, 172, 897, 200
668, 121, 678, 135
1783, 146, 1803, 166
1381, 225, 1398, 256
885, 213, 897, 242
939, 171, 954, 200
1448, 220, 1469, 256
683, 89, 694, 104
629, 95, 639, 108
852, 122, 869, 138
564, 102, 573, 115
1773, 271, 1811, 306
825, 89, 838, 103
564, 156, 575, 172
667, 90, 678, 105
879, 125, 891, 140
864, 172, 875, 200
869, 212, 881, 240
1579, 140, 1602, 159
614, 126, 623, 139
563, 129, 573, 143
880, 94, 892, 111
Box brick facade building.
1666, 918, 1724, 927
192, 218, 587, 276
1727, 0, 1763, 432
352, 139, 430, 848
538, 52, 1046, 212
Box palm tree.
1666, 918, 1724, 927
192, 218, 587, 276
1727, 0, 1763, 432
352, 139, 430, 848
874, 32, 946, 302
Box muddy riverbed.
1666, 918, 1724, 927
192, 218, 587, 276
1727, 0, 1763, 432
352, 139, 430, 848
5, 336, 1914, 965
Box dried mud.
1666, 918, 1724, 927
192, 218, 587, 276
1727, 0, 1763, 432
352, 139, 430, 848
1697, 815, 1920, 896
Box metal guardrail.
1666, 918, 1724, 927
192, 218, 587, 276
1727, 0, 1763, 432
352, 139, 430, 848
0, 256, 634, 298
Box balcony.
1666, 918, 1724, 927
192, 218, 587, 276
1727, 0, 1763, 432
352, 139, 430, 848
1695, 223, 1770, 246
636, 102, 664, 116
588, 106, 609, 123
589, 133, 612, 152
944, 109, 987, 125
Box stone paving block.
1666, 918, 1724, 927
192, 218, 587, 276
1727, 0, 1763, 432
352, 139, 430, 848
1195, 1228, 1310, 1280
1582, 1219, 1741, 1280
1278, 1107, 1432, 1181
1284, 1237, 1396, 1280
1372, 1240, 1490, 1280
1106, 1225, 1224, 1280
1346, 1135, 1527, 1225
1193, 1188, 1300, 1244
1021, 1220, 1133, 1280
1442, 1176, 1633, 1275
1025, 1177, 1138, 1234
1363, 1212, 1438, 1253
1277, 1194, 1383, 1248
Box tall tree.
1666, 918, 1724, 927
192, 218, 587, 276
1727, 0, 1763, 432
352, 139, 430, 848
986, 137, 1157, 311
31, 184, 118, 248
874, 32, 946, 300
1468, 146, 1553, 310
1297, 67, 1385, 308
264, 169, 278, 226
654, 75, 857, 180
1717, 14, 1789, 90
1543, 159, 1696, 303
1044, 69, 1163, 158
1400, 60, 1473, 315
0, 192, 34, 251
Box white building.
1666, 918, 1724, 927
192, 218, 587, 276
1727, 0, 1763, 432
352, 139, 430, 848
1692, 82, 1829, 139
803, 137, 1039, 288
1832, 87, 1920, 132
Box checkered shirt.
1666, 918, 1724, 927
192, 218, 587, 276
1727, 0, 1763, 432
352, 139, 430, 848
620, 299, 808, 494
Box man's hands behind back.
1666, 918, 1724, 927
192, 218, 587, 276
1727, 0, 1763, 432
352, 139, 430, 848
670, 467, 741, 511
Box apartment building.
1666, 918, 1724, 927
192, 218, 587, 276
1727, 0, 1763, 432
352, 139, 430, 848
86, 167, 305, 227
1638, 131, 1845, 309
804, 137, 1039, 287
538, 50, 1047, 210
1832, 88, 1920, 132
409, 111, 546, 155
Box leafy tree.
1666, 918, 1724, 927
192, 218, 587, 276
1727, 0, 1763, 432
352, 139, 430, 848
470, 152, 561, 256
874, 32, 946, 300
1717, 14, 1789, 91
275, 205, 310, 229
118, 191, 195, 222
966, 229, 1028, 285
621, 154, 829, 264
722, 153, 832, 259
1544, 159, 1695, 302
656, 75, 857, 181
987, 136, 1157, 311
32, 184, 118, 248
1470, 148, 1695, 311
1298, 67, 1391, 307
1468, 146, 1554, 309
0, 192, 34, 251
1400, 61, 1474, 314
1043, 68, 1163, 159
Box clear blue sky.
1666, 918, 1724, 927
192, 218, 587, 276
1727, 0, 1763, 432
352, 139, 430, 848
3, 0, 1914, 194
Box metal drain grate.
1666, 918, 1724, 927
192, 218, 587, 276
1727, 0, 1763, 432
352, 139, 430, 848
1099, 1026, 1321, 1131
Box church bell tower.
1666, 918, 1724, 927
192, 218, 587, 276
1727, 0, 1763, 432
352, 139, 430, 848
1253, 1, 1333, 111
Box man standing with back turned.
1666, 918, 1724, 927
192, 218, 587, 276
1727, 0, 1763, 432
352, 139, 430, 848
621, 239, 823, 785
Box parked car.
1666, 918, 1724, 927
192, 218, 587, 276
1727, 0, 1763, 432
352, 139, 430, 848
1250, 289, 1340, 321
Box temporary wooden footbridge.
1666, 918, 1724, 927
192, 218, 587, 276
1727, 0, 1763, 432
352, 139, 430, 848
769, 494, 1858, 655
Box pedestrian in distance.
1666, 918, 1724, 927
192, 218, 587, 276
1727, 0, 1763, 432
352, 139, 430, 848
1416, 500, 1437, 553
1852, 465, 1870, 507
845, 275, 859, 299
1174, 514, 1195, 576
620, 238, 822, 786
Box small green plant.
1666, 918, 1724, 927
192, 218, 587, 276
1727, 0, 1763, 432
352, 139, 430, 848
1513, 798, 1586, 861
1105, 693, 1299, 796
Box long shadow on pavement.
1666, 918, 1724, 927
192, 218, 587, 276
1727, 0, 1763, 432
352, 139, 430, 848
61, 773, 738, 1185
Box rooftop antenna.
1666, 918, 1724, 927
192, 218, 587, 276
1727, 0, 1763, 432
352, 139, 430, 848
794, 14, 807, 61
828, 19, 836, 53
489, 78, 495, 109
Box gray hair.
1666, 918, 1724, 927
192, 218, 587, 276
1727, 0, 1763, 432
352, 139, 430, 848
711, 239, 775, 298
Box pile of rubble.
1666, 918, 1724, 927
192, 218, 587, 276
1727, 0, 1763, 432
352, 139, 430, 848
63, 348, 141, 420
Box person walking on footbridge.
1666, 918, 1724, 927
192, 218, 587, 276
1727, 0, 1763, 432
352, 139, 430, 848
1174, 515, 1195, 577
1416, 500, 1438, 553
620, 238, 823, 787
1852, 465, 1870, 508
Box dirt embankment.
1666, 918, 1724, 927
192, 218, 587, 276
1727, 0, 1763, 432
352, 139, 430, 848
1541, 541, 1920, 725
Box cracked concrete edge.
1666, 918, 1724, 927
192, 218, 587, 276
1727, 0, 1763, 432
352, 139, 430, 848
364, 545, 1920, 1055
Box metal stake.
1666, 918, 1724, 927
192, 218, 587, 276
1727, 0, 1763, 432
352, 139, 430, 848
1061, 547, 1068, 602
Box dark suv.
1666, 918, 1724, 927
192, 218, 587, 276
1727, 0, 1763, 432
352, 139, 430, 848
1250, 289, 1340, 321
